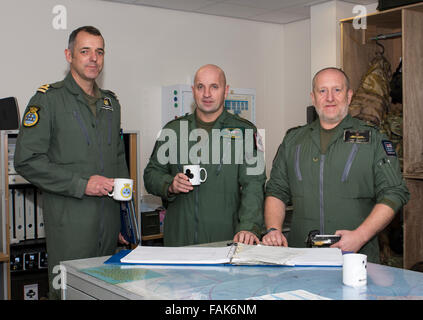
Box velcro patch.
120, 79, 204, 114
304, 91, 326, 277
254, 131, 264, 152
382, 140, 397, 156
101, 97, 113, 111
221, 128, 243, 139
344, 130, 371, 143
23, 106, 40, 127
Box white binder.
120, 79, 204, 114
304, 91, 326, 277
8, 189, 18, 244
7, 137, 17, 174
14, 189, 25, 241
36, 190, 45, 238
24, 189, 36, 240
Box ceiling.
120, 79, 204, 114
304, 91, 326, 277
100, 0, 376, 24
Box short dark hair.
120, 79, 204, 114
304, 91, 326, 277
68, 26, 104, 53
312, 67, 350, 91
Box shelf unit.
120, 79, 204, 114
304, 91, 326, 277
0, 130, 13, 299
340, 3, 423, 269
142, 233, 163, 241
122, 131, 141, 217
0, 130, 140, 299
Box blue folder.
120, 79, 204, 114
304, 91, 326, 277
104, 249, 342, 268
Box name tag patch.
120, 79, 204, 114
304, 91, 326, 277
382, 140, 397, 156
344, 130, 370, 143
101, 97, 113, 111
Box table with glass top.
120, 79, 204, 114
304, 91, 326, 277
60, 245, 423, 300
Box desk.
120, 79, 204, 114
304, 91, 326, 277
61, 252, 423, 300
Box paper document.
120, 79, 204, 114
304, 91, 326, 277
120, 244, 342, 267
231, 244, 343, 266
120, 245, 235, 265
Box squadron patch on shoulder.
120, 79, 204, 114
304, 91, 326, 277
23, 106, 40, 127
382, 140, 397, 156
37, 84, 50, 93
344, 130, 371, 143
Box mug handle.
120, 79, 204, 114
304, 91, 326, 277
200, 168, 207, 183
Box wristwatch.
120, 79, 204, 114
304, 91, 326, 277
262, 227, 278, 236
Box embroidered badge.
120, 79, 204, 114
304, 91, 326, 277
101, 97, 113, 111
37, 84, 50, 93
382, 140, 397, 156
344, 130, 371, 143
254, 131, 264, 152
23, 106, 40, 127
221, 128, 243, 139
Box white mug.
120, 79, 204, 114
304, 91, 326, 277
183, 165, 207, 186
343, 253, 367, 287
108, 178, 133, 201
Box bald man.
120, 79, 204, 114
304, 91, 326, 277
144, 64, 266, 246
262, 67, 409, 263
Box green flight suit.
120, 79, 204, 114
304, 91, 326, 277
265, 115, 410, 263
14, 72, 129, 298
144, 110, 266, 246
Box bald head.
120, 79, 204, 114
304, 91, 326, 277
192, 64, 229, 122
194, 64, 227, 87
312, 67, 350, 92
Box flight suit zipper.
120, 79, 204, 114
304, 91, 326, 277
194, 186, 199, 244
319, 155, 325, 234
96, 106, 114, 251
216, 137, 231, 176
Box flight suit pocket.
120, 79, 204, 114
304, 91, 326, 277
377, 158, 402, 187
289, 144, 304, 197
335, 144, 373, 199
52, 110, 91, 162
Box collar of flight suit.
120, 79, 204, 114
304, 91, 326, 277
63, 72, 104, 105
185, 108, 232, 131
308, 113, 355, 153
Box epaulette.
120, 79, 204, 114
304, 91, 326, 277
37, 84, 50, 94
50, 80, 64, 89
352, 116, 380, 130
103, 89, 118, 101
285, 125, 303, 135
37, 81, 63, 93
168, 113, 190, 124
232, 113, 256, 128
363, 121, 380, 130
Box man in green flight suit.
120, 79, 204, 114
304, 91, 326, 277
14, 26, 129, 299
144, 64, 266, 246
262, 67, 409, 263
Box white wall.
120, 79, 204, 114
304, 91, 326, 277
283, 19, 311, 128
1, 0, 312, 198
